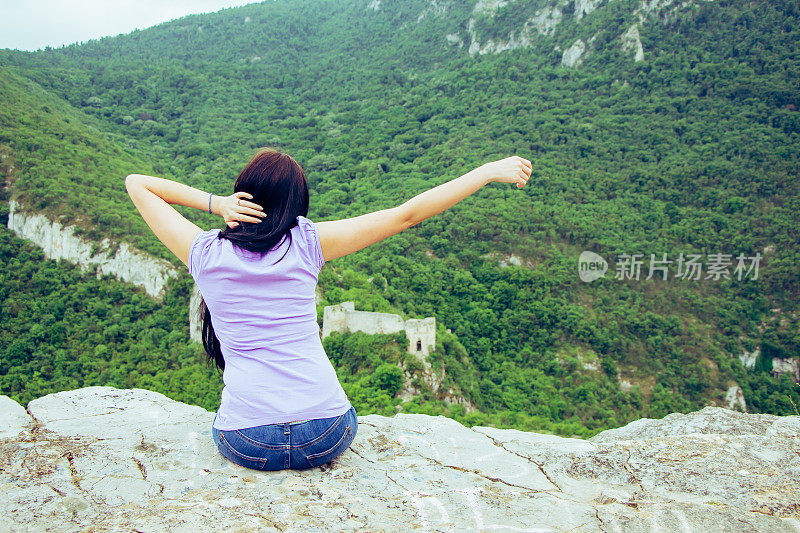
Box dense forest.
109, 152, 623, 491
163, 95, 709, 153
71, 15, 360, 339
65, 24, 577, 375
1, 0, 798, 436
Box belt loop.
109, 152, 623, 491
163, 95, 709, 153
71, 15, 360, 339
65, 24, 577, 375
284, 423, 291, 469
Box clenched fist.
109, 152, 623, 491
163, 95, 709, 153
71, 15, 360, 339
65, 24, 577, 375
479, 156, 533, 188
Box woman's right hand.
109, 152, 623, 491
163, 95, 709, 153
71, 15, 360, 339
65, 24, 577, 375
480, 156, 533, 188
217, 192, 266, 228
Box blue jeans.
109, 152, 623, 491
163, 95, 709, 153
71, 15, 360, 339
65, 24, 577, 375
211, 406, 358, 471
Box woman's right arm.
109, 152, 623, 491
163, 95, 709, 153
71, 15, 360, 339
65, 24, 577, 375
316, 156, 532, 261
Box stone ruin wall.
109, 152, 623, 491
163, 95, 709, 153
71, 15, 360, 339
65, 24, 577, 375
322, 302, 436, 360
320, 301, 470, 408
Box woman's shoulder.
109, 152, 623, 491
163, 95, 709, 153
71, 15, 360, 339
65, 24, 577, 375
294, 215, 319, 239
295, 214, 315, 228
188, 228, 222, 277
192, 227, 222, 249
293, 215, 325, 271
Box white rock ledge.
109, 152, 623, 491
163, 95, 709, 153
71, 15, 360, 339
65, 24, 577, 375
7, 200, 178, 299
1, 387, 799, 531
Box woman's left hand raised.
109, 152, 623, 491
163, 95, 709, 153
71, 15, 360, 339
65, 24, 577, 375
217, 192, 266, 228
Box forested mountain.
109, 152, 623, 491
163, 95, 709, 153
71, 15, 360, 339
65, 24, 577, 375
1, 0, 798, 436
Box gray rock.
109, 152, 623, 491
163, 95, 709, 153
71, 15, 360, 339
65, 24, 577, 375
0, 395, 31, 439
561, 39, 586, 67
1, 387, 798, 532
621, 23, 645, 62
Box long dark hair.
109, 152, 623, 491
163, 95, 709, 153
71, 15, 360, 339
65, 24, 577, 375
201, 148, 309, 372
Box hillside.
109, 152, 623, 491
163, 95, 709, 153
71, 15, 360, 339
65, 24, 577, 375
0, 67, 232, 259
0, 0, 798, 435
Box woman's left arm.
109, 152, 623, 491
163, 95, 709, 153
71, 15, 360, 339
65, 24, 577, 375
125, 174, 265, 268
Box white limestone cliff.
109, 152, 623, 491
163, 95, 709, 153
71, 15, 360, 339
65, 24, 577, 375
6, 200, 178, 299
1, 387, 798, 531
473, 0, 512, 16
562, 39, 587, 67
467, 5, 562, 57
189, 283, 203, 342
452, 0, 698, 63
773, 357, 800, 382
741, 347, 760, 369
621, 23, 646, 62
574, 0, 602, 20
738, 347, 799, 382
725, 384, 747, 411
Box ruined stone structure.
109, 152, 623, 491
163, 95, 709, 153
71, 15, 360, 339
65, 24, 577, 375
322, 302, 436, 359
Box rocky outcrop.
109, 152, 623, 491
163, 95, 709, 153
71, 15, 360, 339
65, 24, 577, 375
621, 23, 645, 62
467, 5, 562, 57
562, 39, 587, 67
6, 200, 178, 299
741, 347, 760, 369
445, 32, 464, 48
481, 251, 534, 268
773, 357, 800, 382
452, 0, 700, 63
2, 387, 798, 531
725, 384, 747, 411
574, 0, 602, 20
738, 348, 799, 383
0, 396, 29, 439
189, 283, 203, 342
416, 0, 449, 23
472, 0, 511, 16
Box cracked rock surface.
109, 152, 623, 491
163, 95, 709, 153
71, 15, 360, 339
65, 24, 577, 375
1, 386, 799, 532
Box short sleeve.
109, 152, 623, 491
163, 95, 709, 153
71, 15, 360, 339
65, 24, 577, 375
188, 229, 221, 278
296, 216, 325, 272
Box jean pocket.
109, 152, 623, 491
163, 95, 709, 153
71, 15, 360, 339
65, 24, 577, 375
294, 413, 345, 449
218, 431, 269, 470
306, 423, 353, 463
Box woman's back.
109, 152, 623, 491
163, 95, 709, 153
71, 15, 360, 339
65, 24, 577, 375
189, 215, 351, 431
125, 148, 531, 469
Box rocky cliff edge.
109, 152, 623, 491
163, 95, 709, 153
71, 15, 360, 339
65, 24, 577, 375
1, 387, 798, 532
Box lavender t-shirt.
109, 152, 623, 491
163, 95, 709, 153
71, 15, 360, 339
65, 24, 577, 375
188, 215, 351, 431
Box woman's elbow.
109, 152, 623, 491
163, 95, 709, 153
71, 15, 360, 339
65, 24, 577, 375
393, 205, 417, 231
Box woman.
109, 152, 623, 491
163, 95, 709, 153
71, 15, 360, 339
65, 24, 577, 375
126, 148, 532, 471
